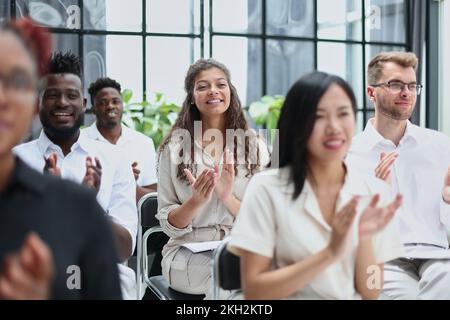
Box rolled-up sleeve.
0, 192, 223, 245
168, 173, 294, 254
156, 148, 193, 238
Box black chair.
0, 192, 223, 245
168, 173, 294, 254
136, 192, 164, 298
136, 192, 204, 300
211, 238, 242, 299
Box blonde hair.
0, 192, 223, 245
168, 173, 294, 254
367, 51, 418, 85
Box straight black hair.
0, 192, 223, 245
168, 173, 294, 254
276, 71, 357, 199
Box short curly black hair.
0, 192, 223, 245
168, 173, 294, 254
48, 51, 81, 77
88, 77, 122, 106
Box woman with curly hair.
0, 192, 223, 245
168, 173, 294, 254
157, 58, 269, 298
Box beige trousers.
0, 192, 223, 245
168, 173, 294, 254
166, 247, 233, 299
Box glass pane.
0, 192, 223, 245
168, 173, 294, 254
83, 0, 141, 31
365, 44, 405, 107
356, 111, 364, 133
147, 0, 200, 34
52, 33, 79, 55
146, 37, 201, 106
212, 0, 261, 34
357, 109, 375, 133
318, 42, 363, 106
266, 0, 314, 37
0, 1, 9, 24
366, 44, 405, 65
365, 0, 406, 43
83, 35, 105, 104
266, 39, 314, 96
18, 0, 80, 29
317, 0, 362, 40
212, 36, 263, 107
84, 35, 143, 107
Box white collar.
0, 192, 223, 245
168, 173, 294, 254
88, 122, 132, 145
301, 164, 371, 231
37, 129, 92, 156
87, 122, 109, 143
354, 118, 422, 152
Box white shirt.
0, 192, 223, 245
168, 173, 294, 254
346, 119, 450, 253
13, 130, 138, 251
228, 168, 403, 299
228, 166, 404, 300
83, 123, 157, 187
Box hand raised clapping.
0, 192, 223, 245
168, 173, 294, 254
358, 193, 402, 239
0, 233, 54, 300
184, 168, 217, 207
82, 156, 102, 192
213, 149, 235, 201
328, 196, 359, 259
43, 153, 61, 177
374, 152, 398, 184
328, 193, 402, 259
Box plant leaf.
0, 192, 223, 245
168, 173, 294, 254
122, 89, 133, 104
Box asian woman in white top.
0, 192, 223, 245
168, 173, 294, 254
156, 58, 268, 297
229, 71, 404, 300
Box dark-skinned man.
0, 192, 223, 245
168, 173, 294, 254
14, 52, 138, 299
83, 77, 157, 201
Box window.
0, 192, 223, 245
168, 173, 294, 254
438, 0, 450, 134
3, 0, 411, 131
210, 0, 409, 132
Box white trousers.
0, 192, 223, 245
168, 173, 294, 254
381, 258, 450, 300
118, 263, 137, 300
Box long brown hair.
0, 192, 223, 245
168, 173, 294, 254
159, 58, 262, 183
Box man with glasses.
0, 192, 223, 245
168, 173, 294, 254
346, 51, 450, 299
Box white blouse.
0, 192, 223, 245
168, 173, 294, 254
156, 138, 270, 278
229, 166, 404, 300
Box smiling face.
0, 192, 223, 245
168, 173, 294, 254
92, 87, 123, 129
192, 67, 231, 119
368, 62, 417, 120
39, 73, 85, 138
0, 31, 38, 160
307, 84, 355, 164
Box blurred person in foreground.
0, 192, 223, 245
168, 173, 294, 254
0, 17, 121, 300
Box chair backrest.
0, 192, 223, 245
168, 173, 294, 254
139, 192, 160, 230
136, 192, 169, 299
212, 238, 241, 299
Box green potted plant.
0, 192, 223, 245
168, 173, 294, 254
247, 95, 285, 131
121, 89, 181, 149
247, 95, 285, 145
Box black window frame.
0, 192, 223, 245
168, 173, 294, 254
6, 0, 434, 129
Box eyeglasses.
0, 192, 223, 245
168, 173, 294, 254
0, 70, 37, 93
370, 81, 423, 95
